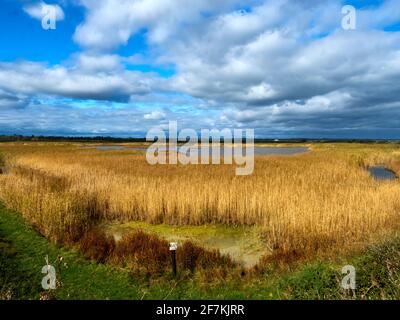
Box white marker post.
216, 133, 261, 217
169, 242, 178, 276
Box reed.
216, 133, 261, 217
0, 142, 399, 261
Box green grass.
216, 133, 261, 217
1, 204, 399, 300
0, 204, 174, 300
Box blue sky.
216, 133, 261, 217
0, 0, 81, 63
0, 0, 400, 138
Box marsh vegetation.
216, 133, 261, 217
0, 142, 399, 273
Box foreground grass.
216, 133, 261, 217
0, 204, 171, 300
1, 204, 399, 300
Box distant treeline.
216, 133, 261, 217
0, 135, 147, 143
0, 135, 399, 144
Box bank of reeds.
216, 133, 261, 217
0, 142, 399, 263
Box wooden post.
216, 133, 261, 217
169, 242, 177, 276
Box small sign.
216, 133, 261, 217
169, 242, 178, 251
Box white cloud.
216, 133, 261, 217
3, 0, 400, 138
74, 53, 122, 72
73, 0, 245, 50
23, 1, 65, 21
358, 0, 400, 29
144, 110, 166, 120
0, 60, 157, 102
243, 83, 277, 101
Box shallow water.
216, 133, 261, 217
96, 146, 128, 150
104, 222, 268, 268
253, 147, 308, 155
368, 166, 397, 180
96, 145, 309, 155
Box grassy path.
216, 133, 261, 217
0, 204, 168, 299
1, 203, 400, 300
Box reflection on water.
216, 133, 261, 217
253, 147, 308, 155
96, 145, 309, 155
96, 146, 128, 150
368, 166, 397, 180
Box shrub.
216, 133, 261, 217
80, 229, 115, 263
177, 241, 235, 272
113, 230, 170, 274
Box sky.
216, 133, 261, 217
0, 0, 399, 138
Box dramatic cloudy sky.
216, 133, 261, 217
0, 0, 399, 138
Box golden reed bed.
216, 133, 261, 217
0, 142, 399, 261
